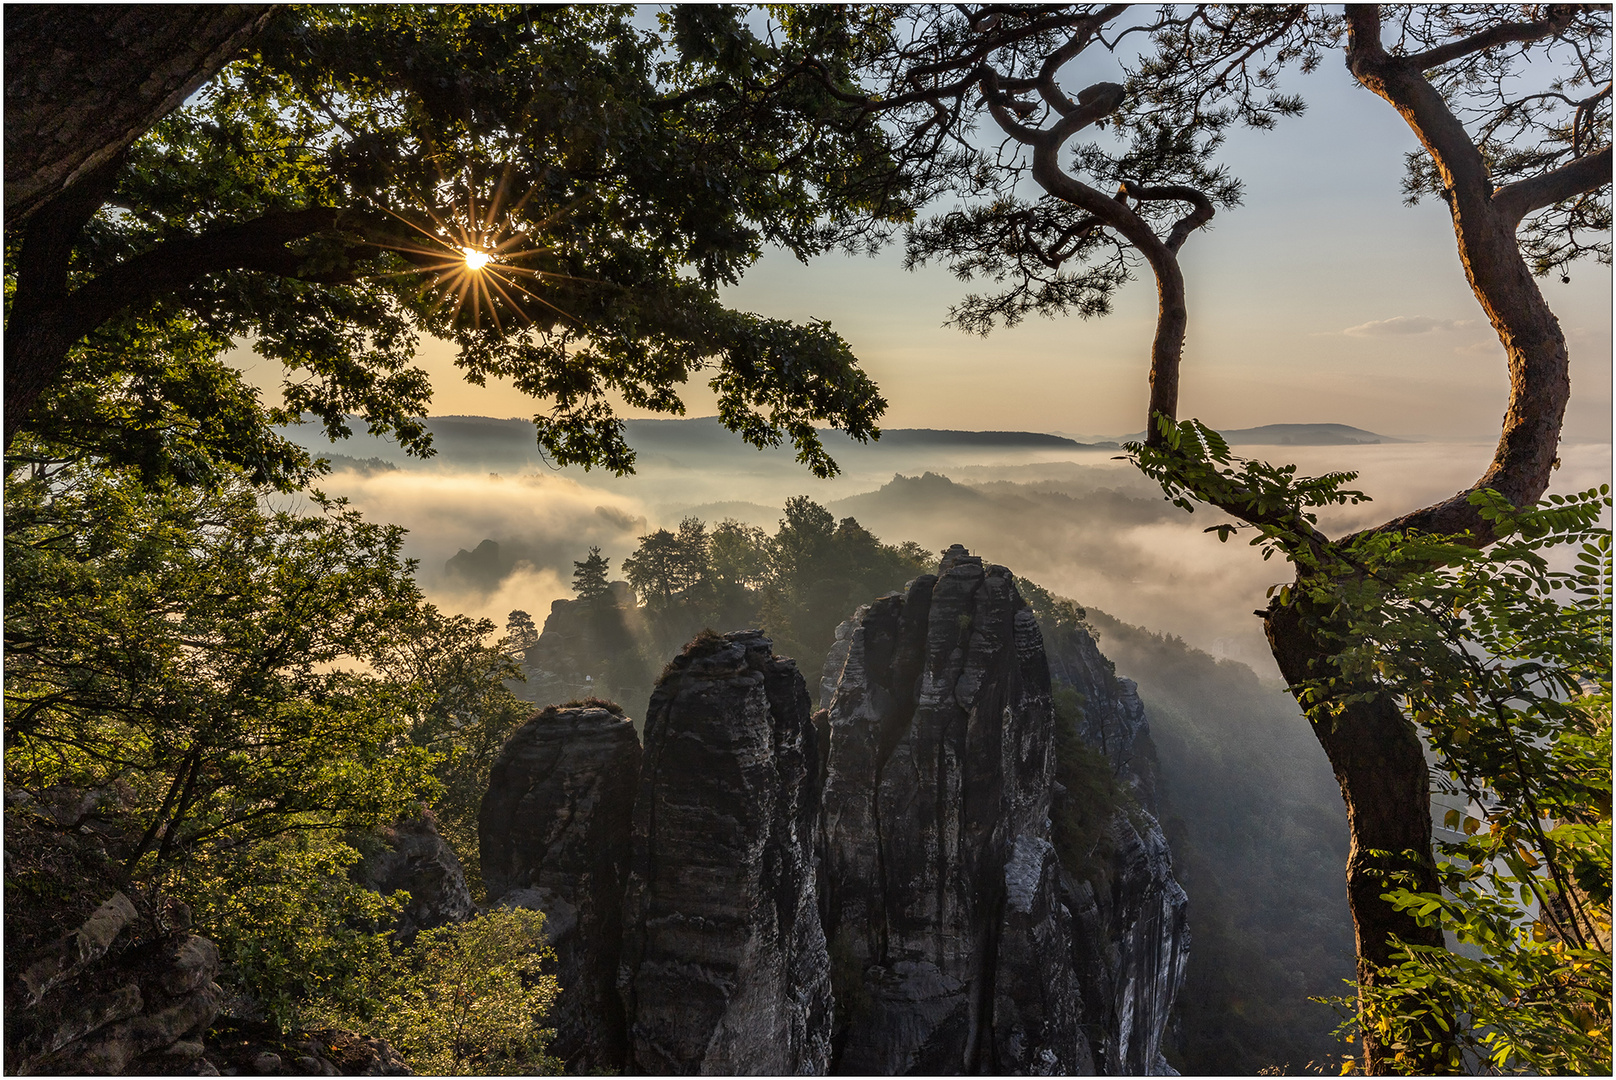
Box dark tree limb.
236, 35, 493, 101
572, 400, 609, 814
5, 207, 347, 447
4, 5, 277, 224
1492, 144, 1613, 226
1403, 8, 1576, 73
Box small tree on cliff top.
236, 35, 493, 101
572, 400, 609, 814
572, 547, 611, 603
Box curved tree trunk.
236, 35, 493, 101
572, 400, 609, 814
3, 5, 276, 224
1249, 9, 1599, 1073
1262, 599, 1451, 1074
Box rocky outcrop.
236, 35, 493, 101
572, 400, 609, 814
818, 546, 1091, 1074
1043, 619, 1162, 813
479, 702, 642, 1072
520, 584, 648, 708
618, 630, 833, 1075
12, 891, 225, 1075
1065, 817, 1190, 1076
202, 1020, 413, 1076
352, 812, 475, 941
1041, 611, 1190, 1075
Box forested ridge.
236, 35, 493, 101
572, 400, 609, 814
6, 4, 1610, 1076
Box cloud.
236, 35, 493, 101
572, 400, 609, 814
1339, 315, 1472, 337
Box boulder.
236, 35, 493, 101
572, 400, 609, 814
479, 702, 641, 1072
351, 812, 475, 941
617, 630, 832, 1075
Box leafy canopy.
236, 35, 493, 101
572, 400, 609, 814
9, 4, 909, 486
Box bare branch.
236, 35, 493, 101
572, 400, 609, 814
1404, 9, 1576, 72
1122, 181, 1216, 254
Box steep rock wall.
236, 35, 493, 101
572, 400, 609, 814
617, 630, 833, 1075
479, 702, 642, 1072
818, 546, 1091, 1074
1043, 616, 1190, 1075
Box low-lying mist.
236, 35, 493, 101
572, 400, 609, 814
288, 418, 1610, 673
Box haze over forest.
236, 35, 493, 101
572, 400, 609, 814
286, 416, 1612, 673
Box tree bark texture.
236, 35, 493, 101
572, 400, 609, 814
1343, 5, 1578, 542
4, 5, 276, 224
1262, 599, 1450, 1073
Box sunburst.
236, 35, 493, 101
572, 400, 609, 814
366, 163, 586, 334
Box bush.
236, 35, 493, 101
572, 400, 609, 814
328, 907, 562, 1075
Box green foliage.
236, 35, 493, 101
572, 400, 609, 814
1323, 487, 1612, 1076
606, 498, 931, 691
182, 835, 401, 1029
4, 454, 437, 875
367, 603, 532, 901
1130, 415, 1371, 562
12, 4, 902, 483
327, 907, 562, 1076
1048, 684, 1124, 885
571, 546, 611, 602
1131, 414, 1613, 1075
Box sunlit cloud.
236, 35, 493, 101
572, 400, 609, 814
1338, 315, 1472, 337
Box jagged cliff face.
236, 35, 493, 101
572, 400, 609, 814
476, 548, 1189, 1076
818, 546, 1092, 1074
618, 630, 833, 1075
1041, 612, 1191, 1075
479, 703, 642, 1072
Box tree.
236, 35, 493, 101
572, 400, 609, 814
621, 518, 710, 609
1125, 9, 1611, 1071
4, 5, 899, 480
506, 609, 540, 655
369, 603, 533, 898
749, 5, 1610, 1071
338, 907, 561, 1075
1324, 486, 1612, 1074
3, 5, 275, 223
752, 5, 1328, 444
3, 457, 437, 876
571, 548, 611, 602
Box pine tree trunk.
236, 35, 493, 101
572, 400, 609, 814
1262, 598, 1453, 1074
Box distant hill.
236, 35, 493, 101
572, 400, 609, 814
619, 417, 1107, 452
281, 414, 1114, 468
1115, 422, 1410, 446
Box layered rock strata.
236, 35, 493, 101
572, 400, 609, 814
479, 702, 642, 1072
818, 546, 1091, 1074
618, 630, 833, 1075
352, 811, 475, 941
13, 891, 225, 1075
1042, 612, 1191, 1075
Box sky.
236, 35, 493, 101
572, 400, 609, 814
246, 36, 1614, 446
238, 17, 1612, 669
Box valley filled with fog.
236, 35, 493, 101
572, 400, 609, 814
272, 416, 1608, 1071
284, 415, 1612, 673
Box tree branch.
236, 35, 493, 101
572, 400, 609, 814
1404, 9, 1577, 72
1492, 145, 1613, 227
65, 208, 345, 338
1122, 181, 1216, 254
